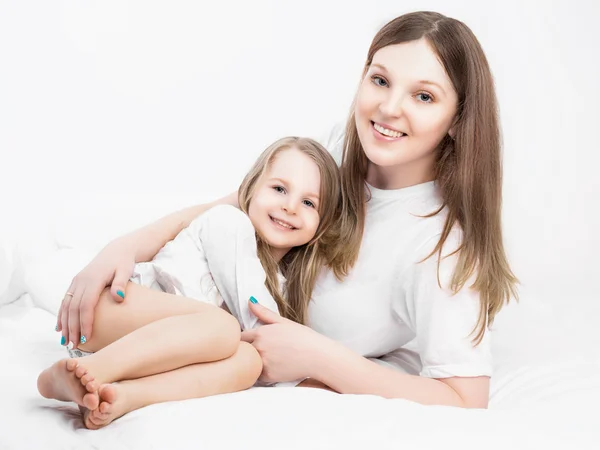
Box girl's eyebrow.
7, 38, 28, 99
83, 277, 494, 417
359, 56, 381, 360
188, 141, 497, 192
269, 177, 320, 201
370, 63, 446, 95
269, 177, 287, 185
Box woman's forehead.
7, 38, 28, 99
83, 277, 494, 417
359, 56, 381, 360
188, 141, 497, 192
371, 39, 452, 89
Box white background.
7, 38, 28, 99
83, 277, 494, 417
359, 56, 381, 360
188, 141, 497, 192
1, 0, 599, 306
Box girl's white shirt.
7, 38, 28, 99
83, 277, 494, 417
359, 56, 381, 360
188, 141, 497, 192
132, 205, 282, 331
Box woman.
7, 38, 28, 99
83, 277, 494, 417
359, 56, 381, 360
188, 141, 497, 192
56, 11, 518, 409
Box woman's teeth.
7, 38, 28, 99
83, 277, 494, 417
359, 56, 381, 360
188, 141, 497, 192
374, 123, 405, 138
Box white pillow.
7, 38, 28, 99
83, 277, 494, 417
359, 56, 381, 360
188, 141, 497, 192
0, 221, 63, 306
1, 190, 222, 312
22, 247, 94, 316
0, 241, 12, 304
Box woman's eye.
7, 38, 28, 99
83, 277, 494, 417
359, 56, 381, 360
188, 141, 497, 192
416, 92, 433, 103
273, 186, 285, 193
371, 75, 388, 87
303, 199, 315, 208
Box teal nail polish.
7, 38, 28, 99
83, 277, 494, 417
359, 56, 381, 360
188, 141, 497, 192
60, 336, 66, 346
249, 296, 258, 304
80, 336, 87, 344
117, 290, 125, 299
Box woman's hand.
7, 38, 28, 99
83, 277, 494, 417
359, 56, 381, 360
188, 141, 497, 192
241, 298, 329, 384
56, 238, 136, 348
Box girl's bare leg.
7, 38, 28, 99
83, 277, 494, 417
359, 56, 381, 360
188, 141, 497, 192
38, 282, 241, 408
84, 342, 262, 429
79, 282, 232, 352
296, 378, 336, 392
73, 310, 240, 386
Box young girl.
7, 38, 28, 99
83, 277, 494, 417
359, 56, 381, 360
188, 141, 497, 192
38, 136, 349, 429
57, 11, 518, 409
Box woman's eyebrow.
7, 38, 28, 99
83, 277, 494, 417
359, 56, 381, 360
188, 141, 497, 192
371, 63, 447, 95
418, 80, 446, 95
371, 63, 388, 72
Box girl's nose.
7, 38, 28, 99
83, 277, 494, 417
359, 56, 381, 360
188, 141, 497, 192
282, 198, 298, 215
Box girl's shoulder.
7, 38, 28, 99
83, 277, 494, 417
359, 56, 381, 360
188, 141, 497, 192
188, 205, 254, 238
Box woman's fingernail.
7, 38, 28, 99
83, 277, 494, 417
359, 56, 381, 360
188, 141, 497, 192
249, 296, 258, 304
117, 290, 125, 299
60, 336, 66, 346
80, 336, 87, 344
55, 324, 59, 332
67, 341, 74, 350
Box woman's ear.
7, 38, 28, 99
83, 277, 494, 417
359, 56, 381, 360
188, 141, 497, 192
448, 116, 459, 140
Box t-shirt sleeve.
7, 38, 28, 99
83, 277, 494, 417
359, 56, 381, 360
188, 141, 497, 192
198, 205, 281, 330
393, 234, 493, 379
316, 121, 345, 166
131, 215, 215, 303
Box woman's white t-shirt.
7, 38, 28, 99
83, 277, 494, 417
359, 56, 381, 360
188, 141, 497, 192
310, 126, 493, 379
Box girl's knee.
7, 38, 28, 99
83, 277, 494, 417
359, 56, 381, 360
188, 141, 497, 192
234, 342, 263, 388
195, 309, 241, 358
219, 312, 242, 356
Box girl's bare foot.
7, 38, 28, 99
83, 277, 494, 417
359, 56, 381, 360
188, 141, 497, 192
82, 384, 129, 430
37, 359, 99, 410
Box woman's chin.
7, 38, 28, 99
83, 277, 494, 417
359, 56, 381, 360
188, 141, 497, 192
362, 148, 403, 168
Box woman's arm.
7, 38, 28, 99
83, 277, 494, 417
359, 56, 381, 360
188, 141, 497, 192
58, 191, 238, 349
242, 301, 489, 409
308, 337, 489, 408
126, 191, 239, 263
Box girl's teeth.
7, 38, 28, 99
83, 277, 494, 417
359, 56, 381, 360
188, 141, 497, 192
272, 217, 293, 229
374, 123, 405, 138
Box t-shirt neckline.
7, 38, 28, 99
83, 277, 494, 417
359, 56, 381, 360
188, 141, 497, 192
365, 180, 437, 199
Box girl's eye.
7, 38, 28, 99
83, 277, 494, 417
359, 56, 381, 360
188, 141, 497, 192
302, 199, 315, 208
416, 92, 433, 103
273, 186, 285, 193
371, 75, 388, 87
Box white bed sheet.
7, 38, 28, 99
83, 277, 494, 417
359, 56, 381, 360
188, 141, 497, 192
1, 295, 599, 450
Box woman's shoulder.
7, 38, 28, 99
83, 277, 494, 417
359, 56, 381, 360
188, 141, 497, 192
316, 121, 345, 165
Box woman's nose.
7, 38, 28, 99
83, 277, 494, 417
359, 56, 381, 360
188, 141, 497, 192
379, 91, 405, 118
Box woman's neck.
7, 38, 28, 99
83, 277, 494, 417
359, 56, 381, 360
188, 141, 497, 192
366, 159, 435, 190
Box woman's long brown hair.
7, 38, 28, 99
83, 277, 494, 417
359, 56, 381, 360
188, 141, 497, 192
340, 11, 518, 343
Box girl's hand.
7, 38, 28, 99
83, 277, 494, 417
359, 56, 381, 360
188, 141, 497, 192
56, 238, 136, 349
241, 298, 328, 384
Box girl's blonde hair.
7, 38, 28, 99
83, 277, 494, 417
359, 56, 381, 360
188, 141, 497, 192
238, 137, 353, 324
340, 11, 518, 344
